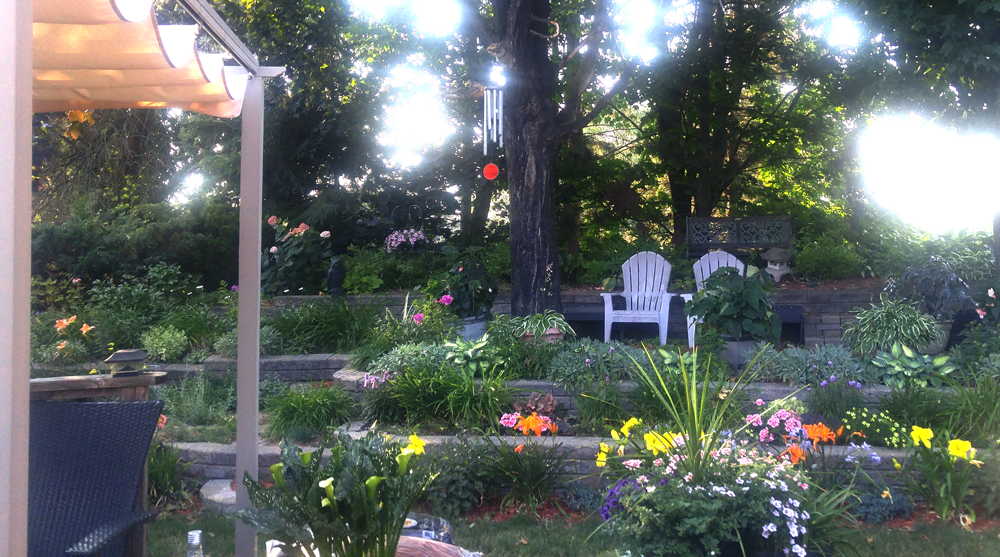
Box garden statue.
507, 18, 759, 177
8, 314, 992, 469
326, 257, 345, 297
762, 247, 794, 283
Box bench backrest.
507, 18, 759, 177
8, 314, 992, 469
687, 216, 792, 256
621, 251, 672, 312
693, 251, 745, 292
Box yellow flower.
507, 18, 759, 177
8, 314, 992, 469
611, 429, 621, 442
893, 458, 902, 471
644, 432, 669, 456
599, 443, 611, 454
596, 452, 607, 467
882, 488, 892, 502
911, 426, 934, 448
402, 434, 426, 456
948, 438, 975, 460
620, 417, 641, 438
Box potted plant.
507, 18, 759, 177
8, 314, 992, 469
887, 256, 974, 353
842, 293, 942, 356
425, 258, 497, 341
684, 266, 781, 365
512, 310, 575, 343
239, 432, 433, 557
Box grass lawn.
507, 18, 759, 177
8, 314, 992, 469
147, 510, 1000, 556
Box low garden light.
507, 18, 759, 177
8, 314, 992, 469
104, 349, 149, 377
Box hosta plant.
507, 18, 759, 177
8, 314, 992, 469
870, 343, 957, 388
842, 293, 940, 355
684, 266, 781, 342
239, 432, 434, 557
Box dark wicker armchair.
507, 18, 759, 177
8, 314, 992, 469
29, 400, 164, 557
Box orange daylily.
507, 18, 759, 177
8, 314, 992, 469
514, 444, 524, 454
803, 423, 836, 444
836, 426, 845, 438
80, 323, 94, 335
57, 341, 67, 350
514, 413, 545, 437
780, 444, 807, 465
55, 315, 77, 333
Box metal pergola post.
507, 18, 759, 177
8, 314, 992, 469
0, 0, 33, 554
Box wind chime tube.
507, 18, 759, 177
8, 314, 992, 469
483, 88, 490, 155
498, 90, 504, 148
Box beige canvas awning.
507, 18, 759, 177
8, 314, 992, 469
32, 0, 249, 117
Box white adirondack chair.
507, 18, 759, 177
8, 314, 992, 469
682, 251, 746, 348
601, 252, 673, 345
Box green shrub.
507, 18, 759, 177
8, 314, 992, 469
795, 234, 863, 280
89, 280, 172, 349
259, 376, 291, 411
842, 293, 941, 355
945, 371, 1000, 445
577, 381, 630, 432
878, 384, 954, 434
142, 325, 189, 363
343, 247, 386, 294
685, 266, 781, 342
807, 374, 865, 420
147, 443, 191, 510
260, 219, 335, 295
360, 381, 407, 424
747, 342, 877, 385
366, 342, 455, 378
949, 321, 1000, 369
265, 300, 379, 355
485, 315, 558, 380
351, 297, 458, 370
386, 359, 512, 429
212, 325, 282, 359
870, 343, 957, 388
152, 373, 236, 426
546, 338, 649, 393
263, 384, 355, 441
159, 302, 229, 350
420, 437, 497, 519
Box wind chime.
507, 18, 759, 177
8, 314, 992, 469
483, 86, 503, 155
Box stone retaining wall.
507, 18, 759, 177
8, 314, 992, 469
276, 286, 883, 346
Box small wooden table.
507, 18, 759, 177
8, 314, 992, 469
30, 372, 168, 557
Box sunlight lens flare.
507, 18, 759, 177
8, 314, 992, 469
378, 65, 455, 168
860, 116, 1000, 234
614, 0, 659, 61
347, 0, 460, 36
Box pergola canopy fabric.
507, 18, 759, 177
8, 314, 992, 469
33, 0, 248, 118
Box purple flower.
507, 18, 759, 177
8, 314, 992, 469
848, 380, 856, 387
609, 346, 615, 353
830, 374, 836, 382
820, 380, 827, 387
827, 360, 833, 366
231, 285, 239, 292
856, 382, 863, 389
586, 358, 591, 366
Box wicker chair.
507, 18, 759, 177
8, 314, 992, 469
29, 400, 164, 557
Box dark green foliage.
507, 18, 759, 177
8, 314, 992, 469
366, 342, 454, 378
259, 377, 291, 412
485, 316, 558, 380
141, 325, 189, 363
577, 381, 630, 432
878, 384, 954, 433
843, 294, 941, 355
31, 201, 239, 289
261, 220, 336, 295
239, 433, 434, 557
807, 375, 866, 421
360, 383, 406, 425
889, 256, 974, 321
385, 359, 512, 429
152, 373, 236, 426
685, 266, 781, 343
948, 321, 1000, 369
159, 302, 230, 351
794, 234, 863, 280
264, 385, 355, 441
419, 438, 497, 519
147, 443, 191, 510
489, 439, 569, 514
424, 258, 498, 319
748, 341, 877, 385
945, 372, 1000, 446
971, 449, 1000, 518
265, 300, 379, 355
351, 298, 459, 370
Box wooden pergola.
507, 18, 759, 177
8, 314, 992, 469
1, 0, 280, 554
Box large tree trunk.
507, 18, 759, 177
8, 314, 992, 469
496, 0, 563, 315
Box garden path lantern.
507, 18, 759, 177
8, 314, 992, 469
104, 349, 149, 377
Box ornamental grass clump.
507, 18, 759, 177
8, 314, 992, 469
239, 432, 434, 557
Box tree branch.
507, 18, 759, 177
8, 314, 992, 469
458, 0, 497, 45
558, 0, 611, 122
560, 68, 642, 133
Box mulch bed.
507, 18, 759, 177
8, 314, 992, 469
461, 496, 589, 524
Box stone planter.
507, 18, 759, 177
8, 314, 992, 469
718, 335, 757, 366
458, 316, 488, 341
919, 321, 952, 355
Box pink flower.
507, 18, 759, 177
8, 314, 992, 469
977, 308, 987, 319
413, 313, 424, 324
438, 295, 454, 305
267, 215, 278, 226
755, 399, 764, 407
231, 285, 239, 292
623, 459, 642, 469
71, 277, 81, 284
269, 246, 278, 254
320, 231, 331, 238
990, 288, 996, 299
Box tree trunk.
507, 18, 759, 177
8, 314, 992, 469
496, 0, 563, 315
467, 178, 495, 244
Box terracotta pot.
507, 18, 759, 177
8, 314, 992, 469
521, 327, 565, 344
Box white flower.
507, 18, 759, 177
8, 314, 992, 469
269, 246, 278, 254
646, 486, 656, 493
320, 231, 331, 238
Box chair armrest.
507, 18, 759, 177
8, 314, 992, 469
600, 292, 617, 314
65, 510, 157, 556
